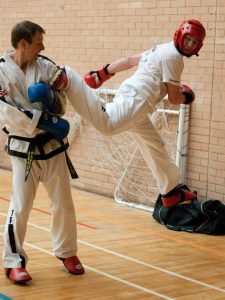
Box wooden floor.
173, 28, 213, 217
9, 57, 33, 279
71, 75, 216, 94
1, 168, 225, 300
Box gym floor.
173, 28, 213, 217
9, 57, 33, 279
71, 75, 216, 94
0, 168, 225, 300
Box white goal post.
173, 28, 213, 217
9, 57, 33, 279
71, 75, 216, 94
114, 102, 190, 212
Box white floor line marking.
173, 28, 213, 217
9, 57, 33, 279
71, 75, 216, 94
78, 240, 225, 294
1, 213, 225, 294
0, 231, 174, 300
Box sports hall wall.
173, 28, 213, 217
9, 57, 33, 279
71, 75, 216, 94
0, 0, 224, 203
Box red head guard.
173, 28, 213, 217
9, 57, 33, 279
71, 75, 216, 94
174, 19, 206, 57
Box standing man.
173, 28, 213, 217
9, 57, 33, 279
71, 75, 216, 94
44, 19, 205, 208
0, 20, 84, 284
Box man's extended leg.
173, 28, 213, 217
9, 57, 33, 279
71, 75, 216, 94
64, 67, 150, 135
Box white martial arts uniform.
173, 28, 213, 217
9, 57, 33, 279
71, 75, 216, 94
64, 41, 183, 195
0, 50, 78, 268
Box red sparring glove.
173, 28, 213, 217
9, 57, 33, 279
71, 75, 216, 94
84, 64, 114, 89
181, 84, 195, 104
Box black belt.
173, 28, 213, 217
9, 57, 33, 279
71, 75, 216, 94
6, 133, 78, 181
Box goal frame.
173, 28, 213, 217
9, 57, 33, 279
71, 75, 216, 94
113, 103, 190, 212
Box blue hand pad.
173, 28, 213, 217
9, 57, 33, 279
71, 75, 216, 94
28, 82, 56, 112
37, 113, 70, 140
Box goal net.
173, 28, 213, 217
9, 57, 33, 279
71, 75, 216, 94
67, 88, 190, 212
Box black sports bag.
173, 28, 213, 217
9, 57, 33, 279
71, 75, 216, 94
153, 186, 225, 235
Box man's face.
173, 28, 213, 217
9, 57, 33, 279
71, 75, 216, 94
23, 32, 45, 61
182, 34, 199, 56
